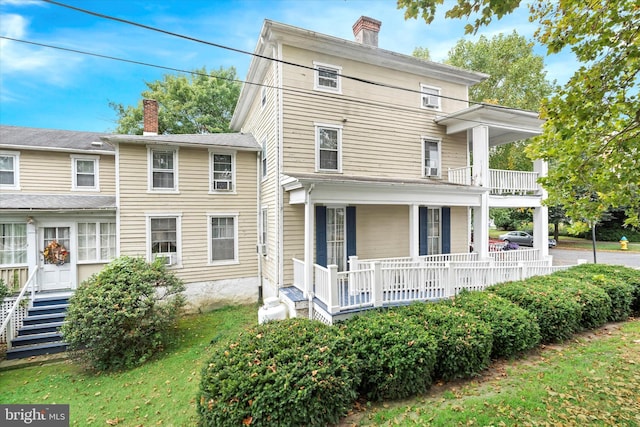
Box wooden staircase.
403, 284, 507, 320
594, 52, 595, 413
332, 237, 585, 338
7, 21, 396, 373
5, 293, 71, 360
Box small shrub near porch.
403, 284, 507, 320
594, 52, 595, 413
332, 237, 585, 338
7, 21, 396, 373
62, 256, 185, 371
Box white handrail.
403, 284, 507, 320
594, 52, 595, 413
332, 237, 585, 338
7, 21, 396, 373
0, 268, 38, 345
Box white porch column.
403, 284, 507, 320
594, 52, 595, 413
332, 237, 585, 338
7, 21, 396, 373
26, 218, 38, 281
472, 126, 490, 259
303, 193, 314, 298
409, 204, 420, 259
533, 159, 549, 259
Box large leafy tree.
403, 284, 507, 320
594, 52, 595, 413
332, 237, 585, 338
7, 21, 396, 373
399, 0, 640, 226
110, 66, 240, 134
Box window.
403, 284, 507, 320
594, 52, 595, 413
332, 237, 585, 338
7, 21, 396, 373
260, 208, 268, 249
314, 62, 342, 93
0, 151, 19, 190
427, 208, 441, 255
72, 155, 99, 190
315, 124, 342, 172
209, 215, 237, 263
148, 147, 178, 191
210, 152, 235, 192
420, 84, 441, 110
261, 139, 268, 179
148, 216, 180, 265
0, 223, 27, 265
423, 138, 441, 177
43, 227, 70, 265
261, 87, 267, 108
77, 222, 116, 262
326, 207, 345, 271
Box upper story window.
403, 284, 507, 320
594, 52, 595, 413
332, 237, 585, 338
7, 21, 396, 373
314, 62, 342, 93
0, 223, 27, 265
0, 151, 20, 190
315, 124, 342, 172
423, 137, 441, 178
148, 147, 178, 192
420, 84, 441, 110
261, 139, 268, 180
210, 151, 235, 192
72, 155, 99, 191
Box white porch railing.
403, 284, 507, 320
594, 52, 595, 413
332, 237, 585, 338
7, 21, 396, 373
447, 167, 540, 195
0, 268, 38, 346
0, 266, 29, 293
489, 248, 540, 262
294, 254, 573, 319
293, 258, 305, 290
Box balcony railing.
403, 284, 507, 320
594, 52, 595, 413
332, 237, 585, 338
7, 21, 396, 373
448, 167, 540, 195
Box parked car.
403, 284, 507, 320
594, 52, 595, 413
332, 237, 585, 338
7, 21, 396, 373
499, 231, 556, 248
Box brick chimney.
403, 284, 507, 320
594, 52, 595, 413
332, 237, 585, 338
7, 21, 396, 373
143, 99, 158, 135
352, 16, 381, 47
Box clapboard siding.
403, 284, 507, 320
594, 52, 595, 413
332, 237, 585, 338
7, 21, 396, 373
450, 206, 470, 253
356, 205, 410, 260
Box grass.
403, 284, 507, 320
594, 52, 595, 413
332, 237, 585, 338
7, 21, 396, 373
489, 229, 639, 252
349, 319, 640, 426
0, 304, 257, 426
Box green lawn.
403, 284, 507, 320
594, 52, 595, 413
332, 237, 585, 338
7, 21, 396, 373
489, 229, 639, 252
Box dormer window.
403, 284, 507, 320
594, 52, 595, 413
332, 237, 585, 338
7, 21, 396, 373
420, 84, 441, 110
314, 62, 342, 93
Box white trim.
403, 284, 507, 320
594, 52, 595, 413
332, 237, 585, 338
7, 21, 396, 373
261, 86, 267, 109
259, 206, 268, 257
208, 149, 237, 194
76, 221, 116, 263
147, 146, 180, 193
422, 136, 442, 178
261, 138, 268, 181
70, 154, 100, 192
0, 150, 20, 190
313, 61, 342, 94
145, 213, 183, 268
207, 212, 240, 266
420, 84, 441, 111
314, 123, 343, 173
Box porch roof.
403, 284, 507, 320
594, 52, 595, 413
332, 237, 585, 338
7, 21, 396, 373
102, 133, 261, 151
282, 172, 486, 206
435, 104, 544, 147
0, 194, 117, 211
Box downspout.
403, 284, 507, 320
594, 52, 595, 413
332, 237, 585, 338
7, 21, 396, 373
276, 42, 284, 290
257, 151, 263, 304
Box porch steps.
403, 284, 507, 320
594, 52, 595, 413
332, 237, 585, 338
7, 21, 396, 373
5, 293, 71, 360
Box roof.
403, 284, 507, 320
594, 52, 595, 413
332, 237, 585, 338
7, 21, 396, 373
0, 125, 113, 154
101, 133, 261, 151
0, 194, 117, 211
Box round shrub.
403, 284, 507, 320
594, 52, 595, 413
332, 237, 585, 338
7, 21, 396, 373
490, 279, 582, 343
553, 264, 640, 322
524, 276, 611, 330
198, 318, 359, 427
342, 309, 438, 401
61, 256, 185, 371
450, 290, 541, 359
400, 302, 493, 381
0, 279, 10, 305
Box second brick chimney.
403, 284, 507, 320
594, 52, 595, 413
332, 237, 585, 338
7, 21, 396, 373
143, 99, 158, 135
353, 16, 381, 48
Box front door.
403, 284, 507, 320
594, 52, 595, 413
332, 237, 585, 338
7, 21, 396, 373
40, 226, 74, 291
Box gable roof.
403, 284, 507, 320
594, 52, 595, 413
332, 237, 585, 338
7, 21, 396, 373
0, 125, 113, 154
102, 133, 261, 151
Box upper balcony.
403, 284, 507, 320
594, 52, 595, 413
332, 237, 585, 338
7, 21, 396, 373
448, 166, 540, 196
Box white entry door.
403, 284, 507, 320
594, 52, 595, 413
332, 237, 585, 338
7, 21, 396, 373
40, 226, 74, 291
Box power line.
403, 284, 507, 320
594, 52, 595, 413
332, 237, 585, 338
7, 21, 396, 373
41, 0, 538, 114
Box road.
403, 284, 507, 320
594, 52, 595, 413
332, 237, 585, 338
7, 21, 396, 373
551, 248, 640, 268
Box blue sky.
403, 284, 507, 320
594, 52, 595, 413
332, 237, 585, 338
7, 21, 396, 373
0, 0, 575, 132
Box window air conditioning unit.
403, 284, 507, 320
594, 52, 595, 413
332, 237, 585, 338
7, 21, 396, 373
155, 253, 176, 266
426, 168, 439, 177
257, 244, 267, 256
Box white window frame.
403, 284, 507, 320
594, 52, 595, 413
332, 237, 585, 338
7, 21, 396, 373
147, 146, 179, 193
209, 150, 236, 193
427, 207, 442, 255
260, 207, 268, 257
71, 154, 99, 191
315, 123, 343, 173
207, 213, 239, 265
420, 84, 441, 110
146, 213, 182, 267
313, 61, 342, 94
422, 137, 442, 178
261, 138, 268, 181
0, 222, 27, 266
76, 221, 116, 263
0, 150, 20, 190
326, 206, 346, 271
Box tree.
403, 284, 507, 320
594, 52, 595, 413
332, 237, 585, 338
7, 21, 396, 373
412, 46, 431, 61
398, 0, 640, 227
110, 66, 240, 135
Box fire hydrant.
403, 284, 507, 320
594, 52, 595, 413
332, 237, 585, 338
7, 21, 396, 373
620, 236, 628, 250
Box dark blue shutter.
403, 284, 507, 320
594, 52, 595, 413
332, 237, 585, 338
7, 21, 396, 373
316, 205, 327, 267
346, 206, 356, 269
441, 207, 451, 254
419, 206, 428, 256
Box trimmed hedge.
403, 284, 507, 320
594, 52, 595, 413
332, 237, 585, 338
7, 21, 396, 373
523, 276, 611, 330
490, 280, 582, 343
400, 302, 493, 380
197, 318, 359, 427
449, 290, 541, 359
342, 309, 438, 401
553, 265, 635, 321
